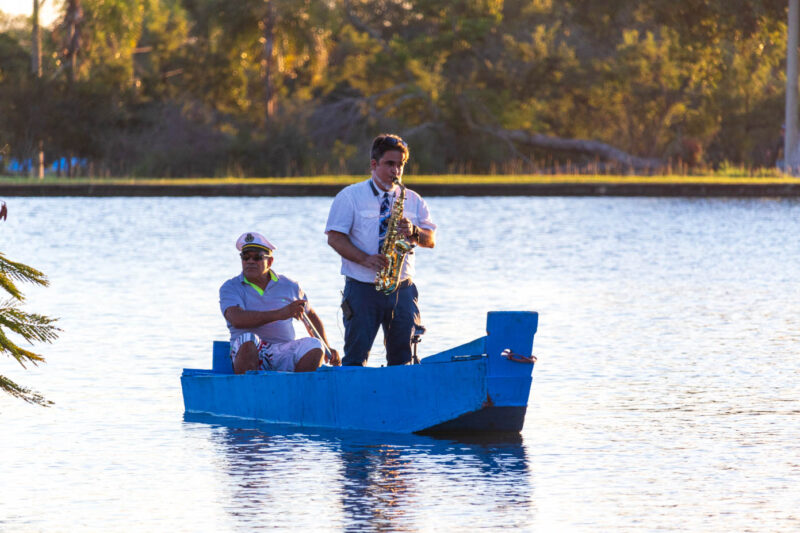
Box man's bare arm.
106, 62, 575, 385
397, 218, 435, 248
224, 300, 305, 329
327, 230, 388, 271
413, 226, 435, 248
305, 306, 340, 366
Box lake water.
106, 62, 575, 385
1, 195, 798, 531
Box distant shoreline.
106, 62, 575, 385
2, 176, 800, 197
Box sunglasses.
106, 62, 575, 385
240, 253, 270, 261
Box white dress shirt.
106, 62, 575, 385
325, 178, 436, 283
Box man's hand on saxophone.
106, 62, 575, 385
327, 231, 389, 272
397, 217, 414, 239
360, 253, 390, 271
398, 216, 435, 248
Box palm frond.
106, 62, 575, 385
0, 326, 48, 368
0, 300, 61, 343
0, 252, 58, 407
0, 253, 49, 301
0, 375, 53, 406
0, 271, 23, 300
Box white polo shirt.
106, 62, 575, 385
325, 178, 436, 283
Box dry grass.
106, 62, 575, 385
3, 172, 800, 186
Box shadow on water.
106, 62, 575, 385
184, 412, 535, 530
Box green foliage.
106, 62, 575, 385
0, 0, 794, 175
583, 26, 717, 157
706, 14, 787, 167
0, 251, 59, 406
76, 0, 148, 88
0, 32, 29, 83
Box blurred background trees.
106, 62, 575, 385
0, 0, 791, 176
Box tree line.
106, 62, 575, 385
0, 0, 791, 177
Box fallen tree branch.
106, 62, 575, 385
457, 95, 661, 172
489, 127, 665, 172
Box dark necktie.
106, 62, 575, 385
378, 192, 391, 249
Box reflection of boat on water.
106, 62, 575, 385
181, 311, 538, 434
186, 412, 534, 531
185, 411, 526, 446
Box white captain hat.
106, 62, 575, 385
235, 232, 277, 254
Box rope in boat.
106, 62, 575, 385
501, 348, 537, 364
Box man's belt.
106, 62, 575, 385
346, 277, 413, 289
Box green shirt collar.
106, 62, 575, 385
242, 270, 278, 296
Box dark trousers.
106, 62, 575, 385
341, 277, 420, 366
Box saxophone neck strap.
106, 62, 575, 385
369, 178, 399, 198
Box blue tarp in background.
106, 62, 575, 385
1, 156, 88, 175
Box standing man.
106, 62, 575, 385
220, 231, 340, 374
325, 134, 436, 366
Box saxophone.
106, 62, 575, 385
375, 178, 414, 294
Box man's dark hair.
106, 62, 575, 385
371, 134, 409, 163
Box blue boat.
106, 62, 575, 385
181, 311, 538, 434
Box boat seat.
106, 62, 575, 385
212, 340, 234, 374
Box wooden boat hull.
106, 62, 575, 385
181, 311, 538, 434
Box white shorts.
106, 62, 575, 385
230, 333, 323, 372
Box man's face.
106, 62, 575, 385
371, 149, 406, 190
240, 249, 272, 278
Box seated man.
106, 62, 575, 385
219, 231, 340, 373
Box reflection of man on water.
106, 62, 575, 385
325, 134, 436, 366
219, 231, 340, 373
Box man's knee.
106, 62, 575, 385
343, 323, 374, 366
386, 348, 412, 366
295, 347, 324, 372
385, 310, 416, 366
233, 341, 260, 374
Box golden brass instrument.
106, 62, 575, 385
375, 178, 414, 294
298, 309, 338, 365
283, 298, 339, 365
